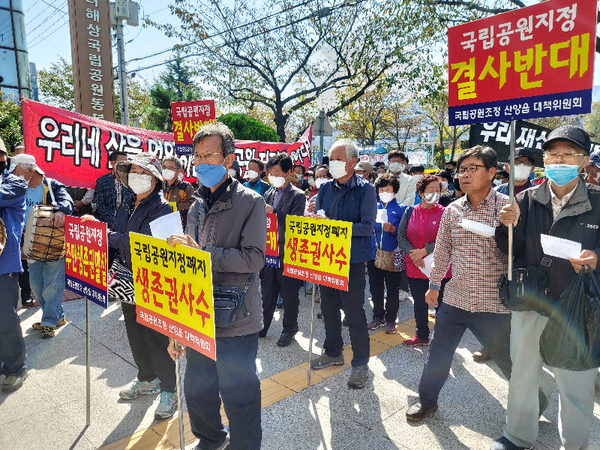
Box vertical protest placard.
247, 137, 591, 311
265, 212, 279, 268
129, 233, 216, 360
171, 100, 216, 155
448, 0, 597, 125
64, 216, 108, 308
283, 215, 352, 291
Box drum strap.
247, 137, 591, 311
45, 178, 58, 206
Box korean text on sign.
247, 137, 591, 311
448, 0, 597, 125
64, 216, 108, 308
170, 100, 216, 155
129, 233, 216, 360
265, 212, 279, 268
283, 215, 352, 291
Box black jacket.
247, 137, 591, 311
495, 178, 600, 314
265, 183, 306, 259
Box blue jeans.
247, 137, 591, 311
0, 273, 26, 376
185, 333, 261, 450
29, 259, 65, 327
418, 303, 512, 407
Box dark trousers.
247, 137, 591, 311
121, 302, 176, 392
261, 266, 303, 334
418, 303, 512, 407
0, 273, 26, 375
408, 277, 449, 339
19, 259, 31, 302
185, 333, 261, 450
367, 260, 408, 323
320, 263, 370, 367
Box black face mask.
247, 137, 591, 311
0, 158, 7, 173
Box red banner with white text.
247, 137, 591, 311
22, 100, 313, 189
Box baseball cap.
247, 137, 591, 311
514, 147, 535, 164
541, 125, 591, 154
115, 153, 163, 190
354, 161, 373, 173
9, 153, 45, 175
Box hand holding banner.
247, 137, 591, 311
129, 232, 216, 360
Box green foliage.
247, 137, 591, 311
37, 57, 75, 112
0, 92, 23, 151
584, 102, 600, 137
217, 113, 279, 142
144, 58, 203, 132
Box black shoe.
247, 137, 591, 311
406, 402, 438, 421
473, 346, 492, 362
490, 437, 530, 450
276, 328, 298, 347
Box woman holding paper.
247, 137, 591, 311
367, 174, 408, 334
397, 174, 451, 346
83, 153, 176, 419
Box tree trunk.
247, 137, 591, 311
274, 108, 287, 143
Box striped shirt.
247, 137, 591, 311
429, 187, 510, 314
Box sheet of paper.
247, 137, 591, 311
150, 211, 184, 240
418, 253, 434, 278
540, 234, 581, 260
376, 209, 388, 224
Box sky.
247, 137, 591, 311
23, 0, 600, 92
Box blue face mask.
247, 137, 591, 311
195, 163, 227, 188
544, 163, 581, 187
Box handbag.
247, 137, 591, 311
375, 248, 400, 272
498, 261, 550, 313
214, 274, 254, 328
107, 259, 135, 305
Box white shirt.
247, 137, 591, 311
394, 172, 417, 206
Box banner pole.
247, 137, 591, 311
507, 120, 516, 281
307, 285, 317, 386
174, 341, 185, 450
86, 298, 91, 427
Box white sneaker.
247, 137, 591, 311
119, 378, 160, 400
154, 391, 178, 419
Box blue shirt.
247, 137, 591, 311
374, 198, 407, 252
25, 182, 44, 221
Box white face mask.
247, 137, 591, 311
413, 174, 423, 181
129, 173, 153, 195
379, 192, 395, 203
162, 168, 176, 181
329, 160, 347, 179
246, 169, 259, 180
315, 178, 328, 189
307, 177, 316, 187
389, 162, 405, 173
177, 172, 184, 181
441, 180, 448, 191
493, 179, 503, 186
423, 192, 440, 204
228, 169, 237, 178
269, 175, 286, 188
513, 164, 532, 181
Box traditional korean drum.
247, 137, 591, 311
23, 205, 65, 262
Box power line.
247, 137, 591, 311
27, 1, 67, 37
125, 0, 317, 65
29, 16, 69, 48
25, 0, 42, 13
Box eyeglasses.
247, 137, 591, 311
193, 151, 223, 162
543, 151, 586, 162
457, 164, 486, 175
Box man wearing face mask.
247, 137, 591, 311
162, 155, 194, 225
492, 126, 600, 450
11, 154, 74, 339
354, 161, 374, 182
0, 137, 28, 393
293, 164, 310, 190
387, 151, 417, 206
260, 153, 306, 346
167, 123, 266, 450
244, 158, 270, 196
495, 147, 536, 196
311, 139, 377, 389
585, 149, 600, 186
94, 151, 133, 228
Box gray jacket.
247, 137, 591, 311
187, 179, 267, 338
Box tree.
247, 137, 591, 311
37, 57, 75, 111
152, 0, 444, 142
0, 92, 23, 151
527, 115, 585, 131
115, 78, 152, 128
217, 113, 280, 142
335, 88, 390, 146
383, 95, 424, 152
144, 58, 203, 132
583, 102, 600, 137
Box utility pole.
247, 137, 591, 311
112, 0, 139, 126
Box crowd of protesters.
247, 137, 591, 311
1, 122, 599, 450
